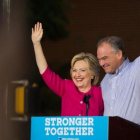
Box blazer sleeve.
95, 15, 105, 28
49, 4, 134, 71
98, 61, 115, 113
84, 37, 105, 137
41, 66, 66, 97
98, 87, 104, 116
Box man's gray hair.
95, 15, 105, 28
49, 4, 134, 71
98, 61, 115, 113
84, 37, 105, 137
97, 36, 125, 57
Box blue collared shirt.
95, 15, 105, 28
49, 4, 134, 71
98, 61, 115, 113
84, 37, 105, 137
101, 57, 140, 124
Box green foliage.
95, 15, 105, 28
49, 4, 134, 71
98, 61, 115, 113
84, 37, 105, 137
28, 0, 72, 40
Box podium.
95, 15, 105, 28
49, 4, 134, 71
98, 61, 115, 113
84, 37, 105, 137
109, 117, 140, 140
31, 116, 108, 140
30, 116, 140, 140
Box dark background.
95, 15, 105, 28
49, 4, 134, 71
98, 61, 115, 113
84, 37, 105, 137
0, 0, 140, 139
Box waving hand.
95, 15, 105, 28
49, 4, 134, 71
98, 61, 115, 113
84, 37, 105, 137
31, 22, 47, 74
31, 22, 43, 45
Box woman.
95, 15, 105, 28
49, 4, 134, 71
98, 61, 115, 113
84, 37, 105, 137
31, 22, 104, 116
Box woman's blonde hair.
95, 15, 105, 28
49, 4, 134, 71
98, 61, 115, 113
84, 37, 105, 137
71, 52, 100, 85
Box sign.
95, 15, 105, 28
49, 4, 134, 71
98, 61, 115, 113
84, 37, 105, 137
31, 116, 109, 140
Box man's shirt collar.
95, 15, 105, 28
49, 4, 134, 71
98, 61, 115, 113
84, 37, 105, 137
110, 57, 130, 76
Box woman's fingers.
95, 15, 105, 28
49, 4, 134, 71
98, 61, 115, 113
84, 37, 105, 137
34, 24, 36, 32
31, 22, 43, 44
32, 27, 34, 34
33, 22, 42, 32
36, 22, 39, 31
39, 23, 42, 31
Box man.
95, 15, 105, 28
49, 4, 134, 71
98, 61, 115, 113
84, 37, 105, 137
97, 36, 140, 125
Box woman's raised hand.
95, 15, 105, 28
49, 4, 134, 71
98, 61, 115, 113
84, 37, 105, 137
31, 22, 47, 73
31, 22, 43, 45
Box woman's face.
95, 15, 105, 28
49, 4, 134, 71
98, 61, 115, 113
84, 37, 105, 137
71, 60, 93, 92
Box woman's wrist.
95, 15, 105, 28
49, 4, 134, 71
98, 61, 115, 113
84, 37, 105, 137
33, 41, 41, 47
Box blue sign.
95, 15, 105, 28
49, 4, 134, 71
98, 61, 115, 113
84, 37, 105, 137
31, 116, 109, 140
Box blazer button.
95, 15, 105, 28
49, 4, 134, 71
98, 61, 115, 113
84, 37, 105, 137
80, 101, 83, 104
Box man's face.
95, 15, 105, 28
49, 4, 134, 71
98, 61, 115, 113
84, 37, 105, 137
97, 43, 121, 74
